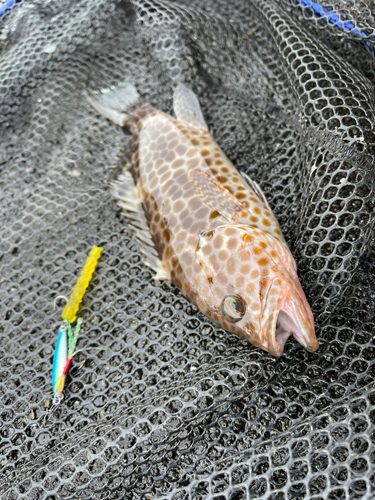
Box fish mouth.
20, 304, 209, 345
274, 316, 293, 355
274, 303, 319, 355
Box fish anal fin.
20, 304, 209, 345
189, 169, 248, 222
111, 170, 170, 281
173, 83, 208, 131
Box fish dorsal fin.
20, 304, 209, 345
241, 172, 274, 214
241, 172, 288, 245
189, 169, 249, 222
111, 169, 170, 280
173, 83, 208, 131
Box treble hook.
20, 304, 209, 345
42, 394, 64, 426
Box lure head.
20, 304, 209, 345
196, 225, 318, 357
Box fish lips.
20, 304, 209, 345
266, 289, 319, 357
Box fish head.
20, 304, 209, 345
196, 224, 318, 356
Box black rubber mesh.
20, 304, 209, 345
1, 0, 375, 498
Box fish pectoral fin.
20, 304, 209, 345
173, 83, 208, 131
240, 172, 274, 214
112, 170, 171, 281
189, 169, 248, 222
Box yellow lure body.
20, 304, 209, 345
61, 246, 103, 323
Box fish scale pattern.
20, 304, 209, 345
1, 0, 375, 498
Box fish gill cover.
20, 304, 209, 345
0, 0, 375, 498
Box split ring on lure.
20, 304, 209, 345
49, 245, 103, 414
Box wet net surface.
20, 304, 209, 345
1, 0, 375, 498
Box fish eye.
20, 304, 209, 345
222, 294, 246, 323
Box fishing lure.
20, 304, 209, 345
51, 245, 102, 407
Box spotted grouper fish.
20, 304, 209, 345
87, 82, 318, 357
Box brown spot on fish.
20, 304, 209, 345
240, 251, 250, 261
187, 158, 199, 169
236, 276, 245, 287
202, 245, 211, 255
209, 211, 221, 219
217, 272, 227, 284
209, 254, 220, 271
201, 230, 214, 238
172, 158, 185, 169
236, 192, 246, 199
226, 259, 236, 274
241, 264, 250, 274
226, 227, 237, 236
218, 249, 229, 261
174, 200, 185, 212
227, 238, 238, 250
214, 234, 224, 249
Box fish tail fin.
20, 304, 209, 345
86, 82, 141, 127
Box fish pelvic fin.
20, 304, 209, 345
86, 82, 141, 127
111, 169, 171, 281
